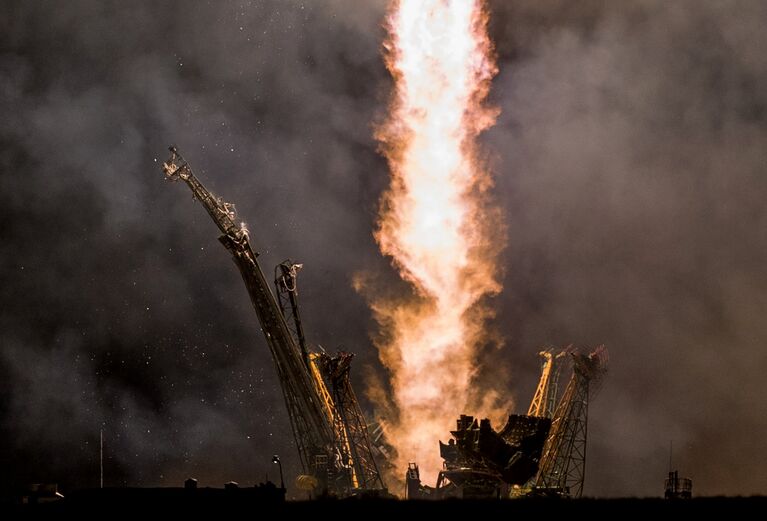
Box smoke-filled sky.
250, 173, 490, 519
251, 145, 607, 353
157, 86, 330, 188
2, 0, 766, 499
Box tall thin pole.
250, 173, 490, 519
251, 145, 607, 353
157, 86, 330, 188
100, 428, 104, 489
669, 440, 673, 472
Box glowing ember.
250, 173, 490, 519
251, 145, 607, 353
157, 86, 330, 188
369, 0, 502, 483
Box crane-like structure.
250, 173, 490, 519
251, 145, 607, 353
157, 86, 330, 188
322, 352, 386, 489
275, 261, 385, 490
534, 346, 608, 497
162, 147, 384, 495
405, 345, 607, 500
527, 349, 567, 419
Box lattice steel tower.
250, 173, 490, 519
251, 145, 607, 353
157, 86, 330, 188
534, 347, 607, 497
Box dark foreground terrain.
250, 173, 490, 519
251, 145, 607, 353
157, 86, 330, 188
4, 488, 767, 517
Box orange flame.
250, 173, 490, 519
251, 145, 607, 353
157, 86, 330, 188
370, 0, 502, 484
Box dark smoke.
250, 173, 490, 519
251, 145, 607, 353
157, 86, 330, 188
1, 0, 765, 498
484, 0, 767, 496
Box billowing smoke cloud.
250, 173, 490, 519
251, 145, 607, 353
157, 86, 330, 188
484, 0, 767, 496
0, 0, 390, 498
1, 0, 766, 499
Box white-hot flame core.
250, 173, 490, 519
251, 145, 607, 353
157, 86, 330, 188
373, 0, 501, 483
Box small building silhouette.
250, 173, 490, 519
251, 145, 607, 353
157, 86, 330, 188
664, 470, 692, 499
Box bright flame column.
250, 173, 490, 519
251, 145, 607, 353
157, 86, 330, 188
373, 0, 501, 482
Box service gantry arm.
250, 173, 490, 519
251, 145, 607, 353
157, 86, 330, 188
274, 261, 310, 367
162, 146, 335, 478
528, 349, 566, 418
534, 346, 608, 497
275, 261, 386, 490
324, 352, 386, 490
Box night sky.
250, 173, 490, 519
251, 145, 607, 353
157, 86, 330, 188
2, 0, 767, 499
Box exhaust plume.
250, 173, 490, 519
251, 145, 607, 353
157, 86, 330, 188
368, 0, 503, 483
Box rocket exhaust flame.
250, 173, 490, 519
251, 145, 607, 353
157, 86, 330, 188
368, 0, 503, 483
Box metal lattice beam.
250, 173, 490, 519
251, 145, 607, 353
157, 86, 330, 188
535, 347, 607, 497
163, 147, 339, 492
